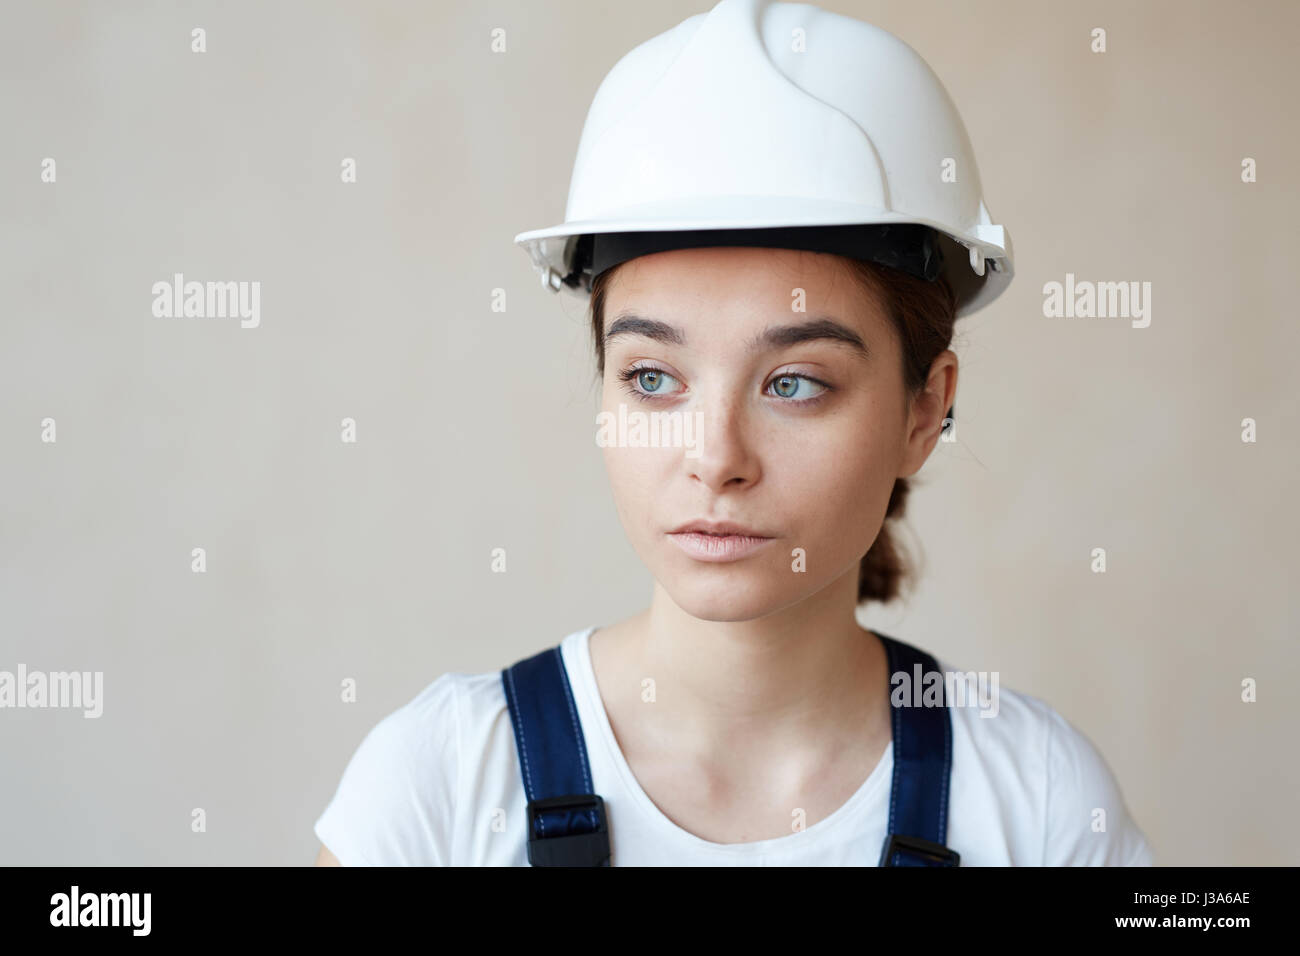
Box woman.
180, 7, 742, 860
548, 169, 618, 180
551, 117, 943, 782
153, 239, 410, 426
313, 0, 1153, 866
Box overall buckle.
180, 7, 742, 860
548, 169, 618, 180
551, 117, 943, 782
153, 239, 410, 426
526, 794, 611, 867
879, 832, 961, 867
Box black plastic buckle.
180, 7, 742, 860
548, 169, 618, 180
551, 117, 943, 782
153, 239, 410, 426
526, 794, 611, 867
879, 832, 961, 867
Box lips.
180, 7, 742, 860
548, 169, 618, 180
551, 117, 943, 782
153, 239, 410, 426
666, 519, 776, 563
668, 519, 772, 537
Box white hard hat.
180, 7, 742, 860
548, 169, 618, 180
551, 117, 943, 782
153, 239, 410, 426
515, 0, 1013, 318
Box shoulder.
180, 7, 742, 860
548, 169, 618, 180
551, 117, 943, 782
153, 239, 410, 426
352, 670, 469, 772
313, 670, 484, 866
313, 649, 550, 867
1035, 700, 1154, 865
935, 656, 1154, 866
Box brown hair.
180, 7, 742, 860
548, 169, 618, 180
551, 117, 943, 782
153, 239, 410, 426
588, 253, 957, 606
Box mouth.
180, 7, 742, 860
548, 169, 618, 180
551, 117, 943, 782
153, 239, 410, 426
666, 521, 776, 563
668, 519, 772, 537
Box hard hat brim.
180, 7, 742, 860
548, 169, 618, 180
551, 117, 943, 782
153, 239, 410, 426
515, 198, 1012, 318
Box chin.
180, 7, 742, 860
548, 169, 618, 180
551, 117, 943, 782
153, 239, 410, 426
658, 573, 799, 623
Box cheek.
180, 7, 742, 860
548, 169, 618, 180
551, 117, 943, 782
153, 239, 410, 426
600, 442, 670, 532
776, 409, 900, 549
598, 385, 682, 532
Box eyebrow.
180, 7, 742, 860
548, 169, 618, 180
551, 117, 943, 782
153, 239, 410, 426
604, 314, 871, 360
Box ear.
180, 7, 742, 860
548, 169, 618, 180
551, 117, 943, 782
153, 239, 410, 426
898, 350, 958, 477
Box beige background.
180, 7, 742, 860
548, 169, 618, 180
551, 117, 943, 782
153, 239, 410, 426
1, 0, 1296, 866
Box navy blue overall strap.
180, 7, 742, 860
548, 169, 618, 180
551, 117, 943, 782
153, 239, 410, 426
500, 645, 610, 866
501, 634, 956, 867
874, 632, 960, 866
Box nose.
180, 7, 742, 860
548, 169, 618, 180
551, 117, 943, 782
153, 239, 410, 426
685, 394, 761, 493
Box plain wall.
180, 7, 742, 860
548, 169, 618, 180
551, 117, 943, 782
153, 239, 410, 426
1, 0, 1296, 865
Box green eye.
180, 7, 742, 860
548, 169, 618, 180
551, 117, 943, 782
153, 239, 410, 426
615, 364, 832, 406
768, 374, 827, 401
638, 369, 670, 392
617, 364, 684, 401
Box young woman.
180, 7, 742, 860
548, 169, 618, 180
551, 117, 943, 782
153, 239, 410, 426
313, 0, 1153, 866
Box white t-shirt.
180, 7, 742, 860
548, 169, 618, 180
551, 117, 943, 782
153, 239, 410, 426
314, 625, 1155, 866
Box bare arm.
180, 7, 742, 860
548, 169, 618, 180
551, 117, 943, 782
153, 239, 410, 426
314, 844, 341, 866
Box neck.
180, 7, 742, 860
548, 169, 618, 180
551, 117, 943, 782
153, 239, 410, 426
616, 568, 887, 763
